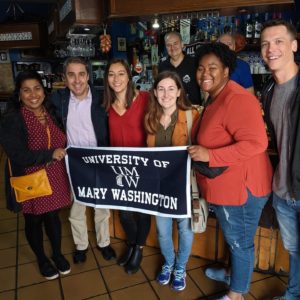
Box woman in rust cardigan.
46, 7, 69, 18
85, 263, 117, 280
145, 71, 199, 292
188, 43, 273, 300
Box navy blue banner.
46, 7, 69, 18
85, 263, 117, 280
66, 146, 191, 218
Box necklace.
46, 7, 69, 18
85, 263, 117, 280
35, 107, 48, 125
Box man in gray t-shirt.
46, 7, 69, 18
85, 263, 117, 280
270, 77, 298, 200
261, 20, 300, 300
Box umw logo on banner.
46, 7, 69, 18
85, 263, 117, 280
111, 166, 140, 188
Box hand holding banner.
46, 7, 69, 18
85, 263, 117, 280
65, 146, 191, 218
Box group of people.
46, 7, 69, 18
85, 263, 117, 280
0, 19, 299, 300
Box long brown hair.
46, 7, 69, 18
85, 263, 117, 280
145, 71, 191, 134
103, 58, 136, 111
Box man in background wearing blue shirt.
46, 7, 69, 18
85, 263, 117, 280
219, 33, 254, 95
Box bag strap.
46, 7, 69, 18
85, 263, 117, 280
185, 109, 193, 146
46, 126, 51, 149
191, 169, 199, 199
185, 110, 199, 197
8, 159, 13, 177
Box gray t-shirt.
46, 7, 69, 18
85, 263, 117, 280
270, 74, 298, 200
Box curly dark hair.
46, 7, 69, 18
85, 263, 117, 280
195, 42, 237, 76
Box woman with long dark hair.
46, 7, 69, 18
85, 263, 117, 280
0, 71, 71, 280
103, 58, 151, 274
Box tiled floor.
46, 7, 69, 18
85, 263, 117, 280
0, 149, 289, 300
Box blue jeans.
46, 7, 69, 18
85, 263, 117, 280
155, 216, 194, 271
210, 190, 269, 294
273, 193, 300, 300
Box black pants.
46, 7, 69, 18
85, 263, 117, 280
24, 210, 62, 265
119, 211, 151, 246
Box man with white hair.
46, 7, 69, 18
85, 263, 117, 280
159, 31, 201, 105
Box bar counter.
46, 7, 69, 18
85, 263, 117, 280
86, 202, 289, 275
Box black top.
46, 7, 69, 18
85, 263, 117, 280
0, 110, 55, 212
0, 111, 54, 175
158, 55, 201, 105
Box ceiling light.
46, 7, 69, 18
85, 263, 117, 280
84, 27, 91, 32
152, 18, 160, 29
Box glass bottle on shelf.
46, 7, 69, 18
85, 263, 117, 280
208, 20, 215, 42
132, 47, 139, 67
246, 14, 253, 43
46, 74, 52, 92
235, 17, 242, 35
264, 12, 269, 22
203, 20, 209, 42
217, 18, 222, 37
223, 16, 231, 33
229, 16, 235, 33
214, 18, 221, 40
254, 13, 262, 43
39, 71, 47, 88
277, 12, 282, 20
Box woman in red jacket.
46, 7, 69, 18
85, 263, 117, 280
103, 58, 151, 274
188, 43, 273, 300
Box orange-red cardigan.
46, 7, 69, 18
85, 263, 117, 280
194, 80, 273, 206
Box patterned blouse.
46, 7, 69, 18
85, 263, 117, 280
21, 107, 71, 215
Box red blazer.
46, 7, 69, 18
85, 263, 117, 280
194, 81, 273, 205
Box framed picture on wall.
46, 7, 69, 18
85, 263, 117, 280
0, 50, 10, 63
117, 37, 127, 52
0, 52, 7, 61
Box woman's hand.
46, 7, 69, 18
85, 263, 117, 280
188, 145, 209, 162
52, 148, 66, 161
